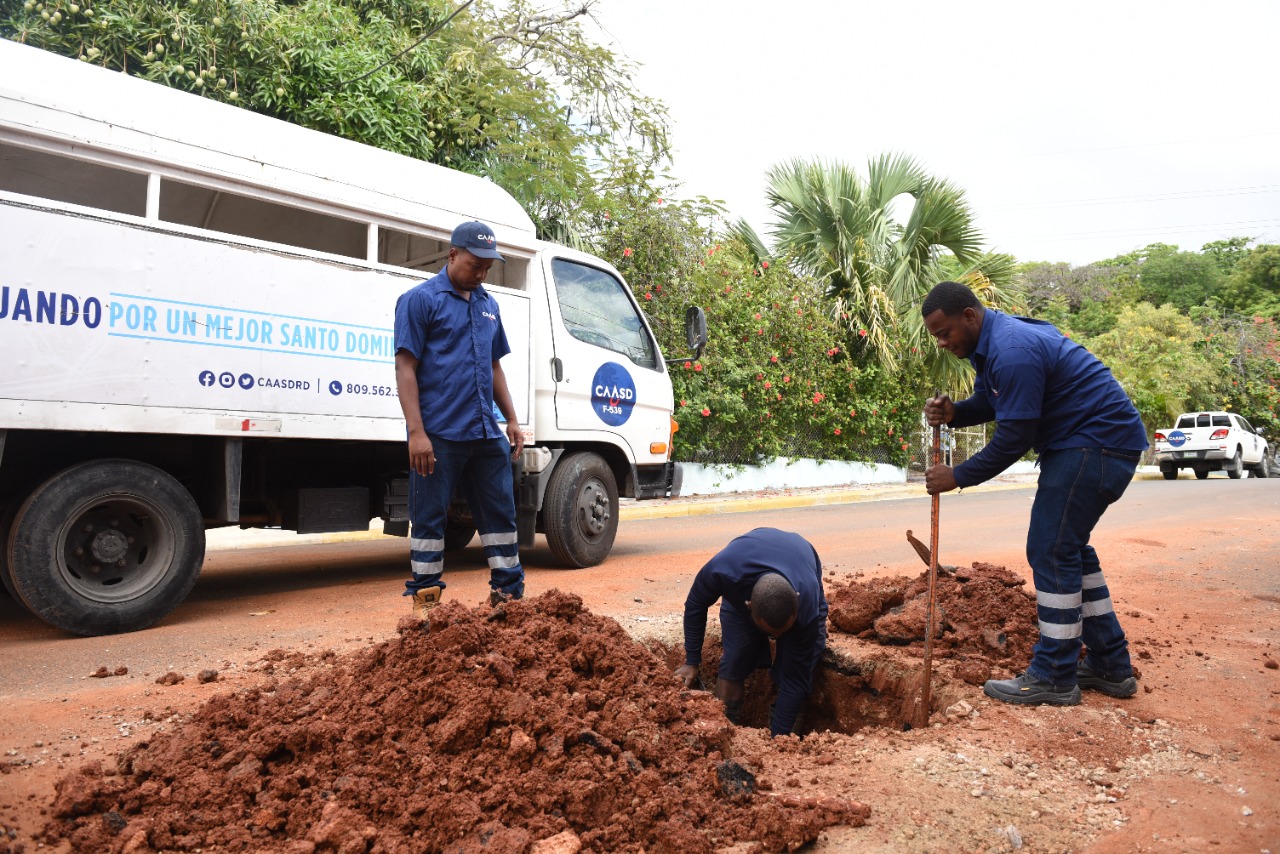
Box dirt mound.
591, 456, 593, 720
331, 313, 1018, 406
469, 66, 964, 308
41, 590, 869, 853
827, 562, 1039, 684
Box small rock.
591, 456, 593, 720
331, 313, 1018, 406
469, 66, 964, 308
531, 830, 582, 854
998, 825, 1023, 849
155, 672, 184, 686
1242, 806, 1253, 816
1264, 659, 1278, 670
196, 669, 219, 684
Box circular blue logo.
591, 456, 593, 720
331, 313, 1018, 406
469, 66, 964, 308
591, 362, 636, 427
1168, 430, 1187, 448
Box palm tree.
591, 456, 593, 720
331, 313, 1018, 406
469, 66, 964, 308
757, 153, 1017, 388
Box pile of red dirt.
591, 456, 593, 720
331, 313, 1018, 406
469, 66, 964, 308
41, 590, 869, 853
826, 562, 1039, 685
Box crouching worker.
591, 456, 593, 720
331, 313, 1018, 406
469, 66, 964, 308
675, 528, 828, 737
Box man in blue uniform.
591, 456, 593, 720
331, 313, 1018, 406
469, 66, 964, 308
675, 528, 828, 736
394, 221, 525, 627
921, 280, 1148, 706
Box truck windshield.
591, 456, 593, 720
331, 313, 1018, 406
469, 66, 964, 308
551, 259, 658, 369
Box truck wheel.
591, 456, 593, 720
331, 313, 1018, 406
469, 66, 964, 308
444, 521, 476, 552
543, 452, 618, 568
0, 499, 22, 600
1226, 449, 1244, 479
7, 460, 205, 636
1194, 468, 1209, 480
1162, 469, 1178, 480
1251, 453, 1270, 478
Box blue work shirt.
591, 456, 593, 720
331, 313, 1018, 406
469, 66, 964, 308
683, 528, 828, 736
951, 309, 1147, 486
394, 269, 511, 441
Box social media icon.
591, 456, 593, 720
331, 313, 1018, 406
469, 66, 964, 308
238, 373, 255, 390
218, 372, 235, 389
198, 370, 215, 387
329, 380, 343, 396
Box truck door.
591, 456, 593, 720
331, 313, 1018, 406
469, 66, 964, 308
544, 257, 671, 451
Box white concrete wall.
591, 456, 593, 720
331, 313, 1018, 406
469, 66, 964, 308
677, 458, 1038, 496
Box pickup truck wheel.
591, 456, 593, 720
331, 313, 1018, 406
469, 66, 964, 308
1194, 468, 1210, 480
543, 452, 618, 568
1226, 449, 1244, 479
1162, 469, 1178, 480
7, 460, 205, 636
1250, 453, 1270, 478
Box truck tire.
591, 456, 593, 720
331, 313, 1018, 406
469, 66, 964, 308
1226, 449, 1244, 479
444, 521, 476, 552
0, 499, 21, 600
543, 452, 618, 568
7, 460, 205, 636
1194, 468, 1209, 480
1162, 469, 1178, 480
1250, 453, 1270, 478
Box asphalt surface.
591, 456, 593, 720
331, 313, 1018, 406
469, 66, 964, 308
203, 466, 1169, 552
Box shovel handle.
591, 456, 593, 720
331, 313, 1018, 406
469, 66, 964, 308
920, 391, 943, 727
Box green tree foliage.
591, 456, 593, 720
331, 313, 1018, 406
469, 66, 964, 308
598, 194, 924, 466
0, 0, 670, 242
761, 154, 1019, 395
1217, 244, 1280, 318
1197, 311, 1280, 432
1083, 303, 1219, 431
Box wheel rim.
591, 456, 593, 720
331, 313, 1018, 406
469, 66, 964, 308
574, 477, 612, 542
55, 494, 177, 604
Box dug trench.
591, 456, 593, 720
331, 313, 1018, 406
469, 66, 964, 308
33, 560, 1059, 853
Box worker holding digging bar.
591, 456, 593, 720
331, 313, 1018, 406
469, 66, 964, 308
675, 528, 828, 736
920, 281, 1148, 707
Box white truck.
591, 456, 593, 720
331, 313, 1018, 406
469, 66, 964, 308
1152, 411, 1271, 480
0, 41, 701, 636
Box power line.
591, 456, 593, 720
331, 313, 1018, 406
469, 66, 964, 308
986, 184, 1280, 212
961, 129, 1280, 163
1005, 217, 1280, 243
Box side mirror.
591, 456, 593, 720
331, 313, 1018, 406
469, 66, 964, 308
685, 306, 707, 359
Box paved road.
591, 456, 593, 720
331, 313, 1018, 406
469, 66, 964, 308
3, 474, 1278, 698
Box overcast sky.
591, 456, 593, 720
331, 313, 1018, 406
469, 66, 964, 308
591, 0, 1280, 266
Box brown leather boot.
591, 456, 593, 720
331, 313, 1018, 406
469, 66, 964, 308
411, 587, 442, 630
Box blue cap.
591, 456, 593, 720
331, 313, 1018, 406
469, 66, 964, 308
450, 220, 504, 261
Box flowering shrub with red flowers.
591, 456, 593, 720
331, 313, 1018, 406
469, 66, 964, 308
600, 201, 924, 464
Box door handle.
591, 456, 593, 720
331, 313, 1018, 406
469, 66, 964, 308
551, 357, 563, 382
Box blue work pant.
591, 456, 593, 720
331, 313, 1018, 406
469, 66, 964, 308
1025, 447, 1140, 686
404, 435, 524, 598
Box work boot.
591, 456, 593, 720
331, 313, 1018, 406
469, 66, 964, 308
1076, 662, 1138, 698
983, 673, 1081, 707
411, 587, 443, 630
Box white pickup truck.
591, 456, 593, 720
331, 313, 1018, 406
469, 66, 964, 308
1152, 411, 1271, 480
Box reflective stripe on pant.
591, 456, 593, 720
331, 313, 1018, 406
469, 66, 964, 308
1025, 447, 1139, 685
404, 435, 524, 598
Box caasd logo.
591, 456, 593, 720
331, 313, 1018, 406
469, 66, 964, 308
481, 310, 497, 321
590, 361, 637, 427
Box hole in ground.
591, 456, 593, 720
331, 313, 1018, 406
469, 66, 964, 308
650, 639, 961, 735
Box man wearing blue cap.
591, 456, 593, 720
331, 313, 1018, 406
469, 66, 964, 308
394, 221, 525, 627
